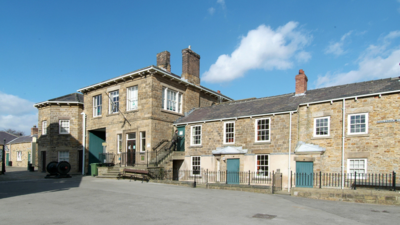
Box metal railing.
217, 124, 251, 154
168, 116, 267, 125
99, 153, 115, 166
120, 151, 150, 167
154, 169, 275, 186
291, 171, 398, 191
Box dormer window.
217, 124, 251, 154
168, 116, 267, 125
162, 87, 182, 113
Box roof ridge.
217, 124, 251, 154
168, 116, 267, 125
48, 92, 83, 101
307, 77, 395, 92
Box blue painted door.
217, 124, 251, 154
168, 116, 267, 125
296, 161, 314, 187
227, 159, 240, 184
88, 131, 106, 175
177, 126, 185, 151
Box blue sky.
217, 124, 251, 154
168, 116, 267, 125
1, 0, 400, 135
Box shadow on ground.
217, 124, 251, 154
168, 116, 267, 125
0, 167, 83, 199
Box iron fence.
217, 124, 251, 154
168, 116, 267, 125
119, 151, 150, 167
154, 169, 275, 186
99, 153, 114, 166
291, 171, 397, 191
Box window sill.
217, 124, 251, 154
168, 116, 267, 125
311, 136, 332, 140
106, 113, 120, 117
223, 143, 235, 146
126, 109, 139, 114
253, 141, 271, 145
92, 116, 102, 119
189, 145, 203, 148
346, 133, 370, 138
161, 109, 184, 116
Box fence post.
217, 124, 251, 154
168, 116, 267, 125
291, 171, 292, 188
393, 171, 396, 191
226, 170, 228, 184
206, 169, 208, 185
354, 171, 357, 190
319, 171, 322, 189
248, 170, 250, 186
272, 171, 275, 194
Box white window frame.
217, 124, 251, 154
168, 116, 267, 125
17, 151, 22, 161
58, 151, 69, 162
347, 158, 367, 179
162, 86, 183, 113
117, 134, 122, 154
255, 154, 269, 178
126, 133, 136, 152
254, 118, 271, 142
223, 121, 235, 144
140, 131, 146, 152
313, 116, 330, 137
348, 113, 368, 135
93, 95, 102, 117
59, 120, 70, 134
127, 86, 138, 111
191, 156, 201, 176
109, 90, 119, 114
190, 125, 202, 146
42, 120, 47, 135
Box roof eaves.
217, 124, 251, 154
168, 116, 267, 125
77, 65, 234, 101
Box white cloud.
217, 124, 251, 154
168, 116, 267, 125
0, 92, 37, 135
316, 31, 400, 88
217, 0, 226, 10
325, 31, 352, 56
208, 7, 215, 15
0, 92, 36, 115
0, 114, 38, 136
202, 22, 312, 83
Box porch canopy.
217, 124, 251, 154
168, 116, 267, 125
295, 141, 326, 154
212, 146, 248, 155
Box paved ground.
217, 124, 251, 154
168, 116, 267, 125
1, 168, 400, 225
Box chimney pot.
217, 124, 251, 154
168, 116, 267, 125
217, 90, 221, 93
299, 69, 304, 74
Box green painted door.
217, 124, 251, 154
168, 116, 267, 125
88, 131, 106, 175
227, 158, 240, 184
177, 126, 185, 151
296, 161, 314, 187
6, 153, 9, 166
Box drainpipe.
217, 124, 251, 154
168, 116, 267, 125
81, 112, 86, 175
288, 111, 292, 193
342, 99, 345, 189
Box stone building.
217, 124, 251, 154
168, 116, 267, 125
175, 69, 400, 190
34, 93, 84, 173
77, 47, 232, 174
6, 126, 38, 168
0, 131, 18, 168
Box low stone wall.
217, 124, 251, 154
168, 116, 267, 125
291, 188, 400, 205
149, 180, 272, 194
97, 167, 108, 176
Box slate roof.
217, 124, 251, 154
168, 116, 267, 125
48, 93, 84, 103
7, 135, 37, 144
77, 65, 232, 101
0, 131, 18, 145
175, 77, 400, 124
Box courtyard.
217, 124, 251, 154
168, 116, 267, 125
0, 168, 400, 225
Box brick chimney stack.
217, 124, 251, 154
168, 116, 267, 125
182, 46, 200, 85
31, 125, 38, 136
156, 51, 171, 72
295, 69, 308, 95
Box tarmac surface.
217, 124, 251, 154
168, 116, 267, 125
1, 167, 400, 225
